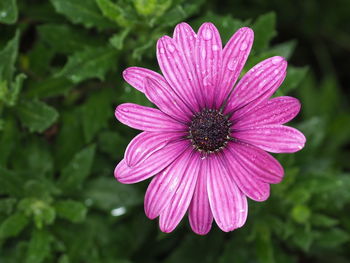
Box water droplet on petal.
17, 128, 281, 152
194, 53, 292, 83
203, 28, 213, 40
201, 48, 206, 59
227, 59, 238, 71
203, 75, 214, 87
212, 44, 219, 51
167, 44, 175, 52
274, 69, 280, 75
256, 69, 264, 76
120, 106, 130, 113
159, 47, 165, 54
240, 41, 248, 51
272, 57, 283, 65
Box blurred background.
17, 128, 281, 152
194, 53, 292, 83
0, 0, 349, 262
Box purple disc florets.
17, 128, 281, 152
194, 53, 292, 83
189, 109, 231, 153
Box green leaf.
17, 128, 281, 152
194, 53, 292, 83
0, 117, 18, 166
252, 12, 276, 52
292, 226, 314, 252
0, 166, 23, 197
279, 66, 308, 94
58, 145, 96, 192
25, 41, 55, 76
37, 24, 102, 54
246, 40, 297, 70
255, 224, 275, 263
98, 130, 128, 157
0, 212, 29, 240
109, 29, 131, 50
26, 77, 74, 99
96, 0, 131, 27
311, 214, 338, 227
13, 139, 54, 176
0, 0, 18, 24
165, 232, 224, 263
50, 0, 114, 29
269, 40, 297, 59
16, 99, 59, 133
55, 200, 87, 223
26, 229, 51, 263
133, 0, 171, 17
84, 177, 142, 211
54, 109, 85, 169
0, 198, 16, 215
0, 30, 19, 83
80, 88, 114, 143
57, 46, 118, 83
192, 12, 249, 44
316, 228, 350, 248
0, 74, 25, 107
154, 0, 205, 28
291, 204, 311, 224
18, 198, 56, 228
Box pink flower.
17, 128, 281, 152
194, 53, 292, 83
114, 22, 306, 235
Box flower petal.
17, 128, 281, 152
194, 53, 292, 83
157, 35, 201, 112
115, 103, 186, 132
189, 158, 213, 235
173, 22, 206, 110
218, 27, 254, 108
159, 152, 201, 233
233, 125, 306, 153
228, 141, 284, 184
145, 77, 192, 123
125, 132, 180, 167
207, 154, 248, 232
115, 140, 189, 184
123, 67, 168, 93
233, 96, 301, 129
194, 23, 223, 108
225, 56, 287, 116
144, 148, 193, 219
223, 145, 271, 201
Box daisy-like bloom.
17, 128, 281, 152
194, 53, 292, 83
114, 22, 306, 235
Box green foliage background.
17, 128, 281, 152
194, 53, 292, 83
0, 0, 350, 262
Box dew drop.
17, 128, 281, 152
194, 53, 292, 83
240, 41, 248, 51
274, 69, 280, 75
203, 75, 214, 86
135, 147, 142, 153
120, 107, 129, 113
212, 44, 219, 51
256, 69, 264, 76
167, 44, 175, 52
203, 28, 213, 40
159, 47, 165, 54
272, 57, 283, 65
111, 207, 126, 217
201, 48, 206, 59
227, 58, 238, 71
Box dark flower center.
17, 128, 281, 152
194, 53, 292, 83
189, 109, 231, 153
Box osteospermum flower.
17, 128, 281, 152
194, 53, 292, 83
114, 22, 306, 235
